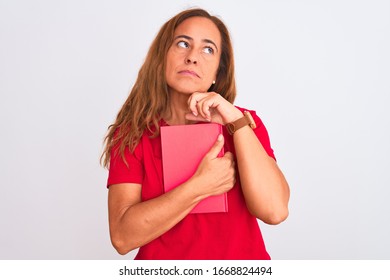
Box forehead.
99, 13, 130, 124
174, 17, 221, 47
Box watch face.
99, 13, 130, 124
227, 111, 256, 135
226, 123, 235, 135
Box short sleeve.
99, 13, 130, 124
236, 106, 276, 161
107, 140, 144, 187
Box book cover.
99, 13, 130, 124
160, 123, 228, 214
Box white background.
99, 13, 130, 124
0, 0, 389, 259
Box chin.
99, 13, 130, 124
170, 86, 207, 95
167, 78, 210, 94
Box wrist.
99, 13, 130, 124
224, 109, 244, 124
184, 176, 209, 203
226, 111, 256, 135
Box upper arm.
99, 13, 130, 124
250, 110, 275, 160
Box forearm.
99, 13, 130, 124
186, 92, 289, 223
110, 179, 204, 254
110, 134, 234, 255
233, 126, 290, 224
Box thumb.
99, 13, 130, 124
206, 134, 224, 159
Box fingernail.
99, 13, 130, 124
192, 111, 198, 116
217, 134, 223, 141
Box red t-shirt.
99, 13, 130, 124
107, 106, 275, 260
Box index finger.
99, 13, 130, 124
188, 92, 208, 116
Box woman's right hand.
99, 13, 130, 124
190, 134, 236, 199
108, 135, 235, 255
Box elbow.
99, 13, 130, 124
114, 245, 131, 256
254, 207, 289, 225
265, 209, 289, 225
111, 235, 137, 256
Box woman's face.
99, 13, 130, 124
165, 16, 222, 95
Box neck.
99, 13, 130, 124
162, 90, 196, 125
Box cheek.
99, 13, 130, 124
165, 52, 179, 75
207, 61, 220, 80
203, 55, 220, 75
165, 56, 174, 79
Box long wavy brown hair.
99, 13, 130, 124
101, 8, 237, 168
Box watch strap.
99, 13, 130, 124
226, 111, 256, 135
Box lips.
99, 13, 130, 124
178, 69, 200, 78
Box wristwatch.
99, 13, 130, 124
226, 111, 256, 135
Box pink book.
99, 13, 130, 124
160, 123, 228, 214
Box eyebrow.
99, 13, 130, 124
174, 35, 219, 52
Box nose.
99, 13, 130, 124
185, 50, 198, 65
185, 57, 197, 64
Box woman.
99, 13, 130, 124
101, 8, 290, 260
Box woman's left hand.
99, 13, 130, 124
185, 92, 243, 124
186, 92, 290, 225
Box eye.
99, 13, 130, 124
203, 46, 214, 54
177, 41, 189, 48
